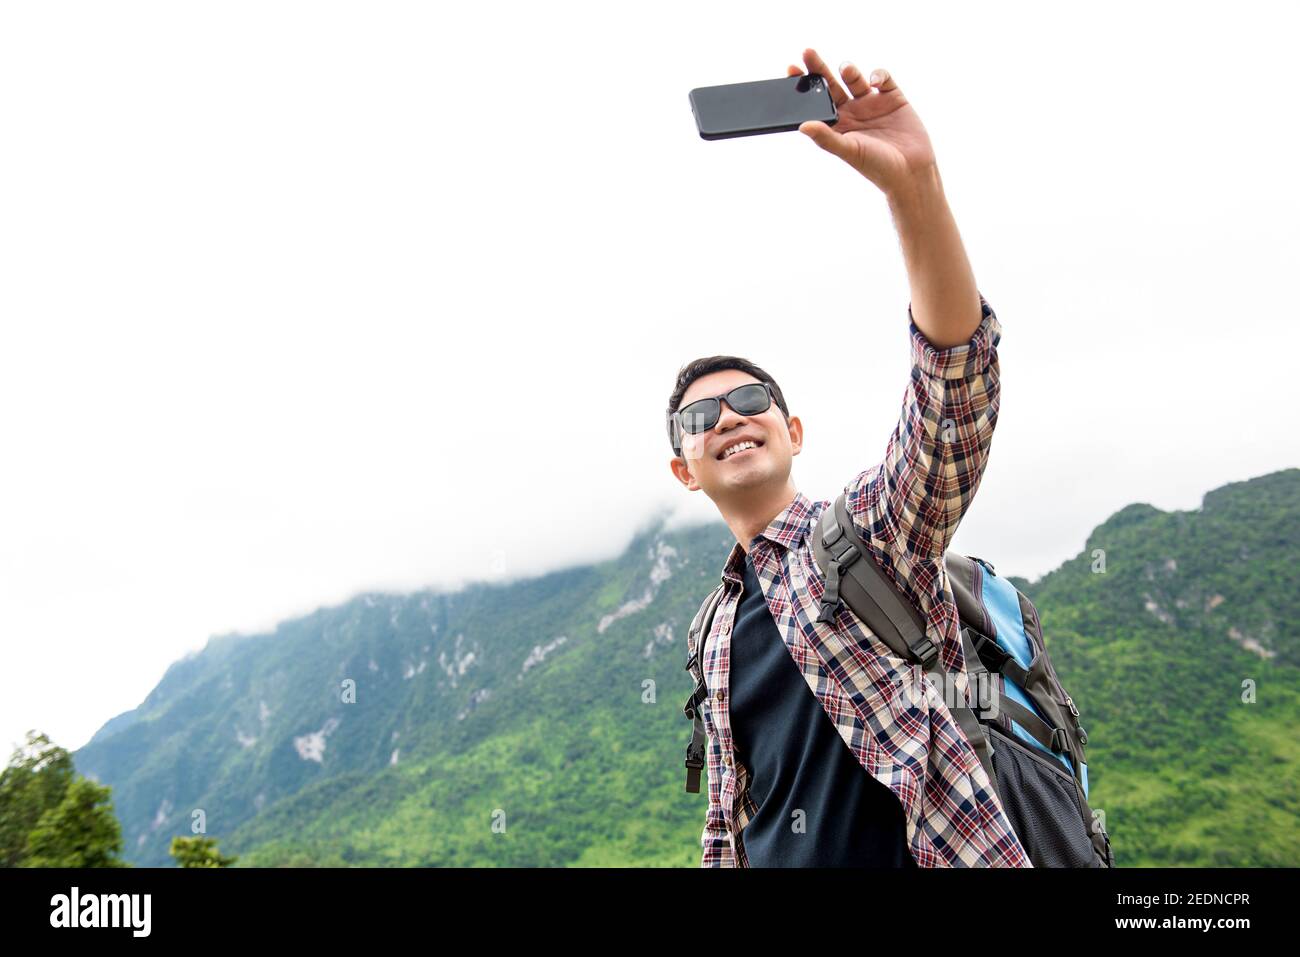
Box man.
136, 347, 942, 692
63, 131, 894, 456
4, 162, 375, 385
666, 49, 1030, 867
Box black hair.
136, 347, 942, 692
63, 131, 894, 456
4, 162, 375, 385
665, 356, 790, 458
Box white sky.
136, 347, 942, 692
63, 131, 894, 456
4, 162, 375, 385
2, 1, 1297, 755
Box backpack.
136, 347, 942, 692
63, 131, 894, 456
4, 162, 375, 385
682, 490, 1115, 868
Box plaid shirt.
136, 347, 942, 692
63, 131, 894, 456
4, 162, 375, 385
697, 292, 1032, 867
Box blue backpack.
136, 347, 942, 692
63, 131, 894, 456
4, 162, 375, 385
682, 490, 1114, 868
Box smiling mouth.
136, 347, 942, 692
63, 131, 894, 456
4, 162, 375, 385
719, 441, 764, 461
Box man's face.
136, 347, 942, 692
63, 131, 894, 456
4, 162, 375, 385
669, 370, 802, 498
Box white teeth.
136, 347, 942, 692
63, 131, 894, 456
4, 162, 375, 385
723, 440, 758, 459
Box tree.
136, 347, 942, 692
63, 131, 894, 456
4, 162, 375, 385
0, 730, 127, 868
25, 777, 128, 867
169, 835, 238, 867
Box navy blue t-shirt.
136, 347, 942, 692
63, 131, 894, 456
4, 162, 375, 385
729, 551, 916, 867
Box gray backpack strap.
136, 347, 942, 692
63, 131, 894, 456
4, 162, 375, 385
812, 494, 940, 669
683, 583, 726, 793
955, 624, 1001, 781
812, 492, 997, 787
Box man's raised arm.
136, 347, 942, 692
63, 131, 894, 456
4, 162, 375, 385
792, 52, 1001, 561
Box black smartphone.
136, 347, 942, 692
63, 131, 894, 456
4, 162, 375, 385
688, 73, 838, 140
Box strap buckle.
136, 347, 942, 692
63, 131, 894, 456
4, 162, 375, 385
684, 745, 705, 770
911, 636, 940, 670
816, 596, 842, 624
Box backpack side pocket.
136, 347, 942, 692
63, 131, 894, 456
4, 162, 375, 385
987, 724, 1097, 868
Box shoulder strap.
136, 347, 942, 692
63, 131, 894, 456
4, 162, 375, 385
811, 491, 996, 786
811, 493, 938, 667
683, 583, 726, 793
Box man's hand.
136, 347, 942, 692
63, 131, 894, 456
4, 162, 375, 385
789, 48, 936, 198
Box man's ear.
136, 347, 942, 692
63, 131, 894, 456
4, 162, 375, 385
787, 414, 804, 455
669, 455, 701, 491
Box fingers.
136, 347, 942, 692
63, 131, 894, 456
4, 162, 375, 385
800, 48, 849, 106
794, 50, 893, 101
868, 67, 897, 93
837, 61, 873, 99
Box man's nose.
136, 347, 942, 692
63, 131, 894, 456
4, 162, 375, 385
714, 400, 748, 431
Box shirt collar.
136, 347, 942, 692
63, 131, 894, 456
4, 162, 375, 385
719, 490, 816, 584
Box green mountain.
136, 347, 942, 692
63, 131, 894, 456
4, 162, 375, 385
73, 469, 1300, 867
1011, 469, 1300, 866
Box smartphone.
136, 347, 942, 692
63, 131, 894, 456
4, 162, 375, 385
689, 73, 838, 141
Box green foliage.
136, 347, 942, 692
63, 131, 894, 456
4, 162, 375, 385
1, 731, 128, 868
169, 835, 238, 867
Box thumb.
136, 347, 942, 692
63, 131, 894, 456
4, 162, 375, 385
799, 121, 851, 161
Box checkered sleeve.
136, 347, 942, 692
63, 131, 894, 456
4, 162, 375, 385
846, 292, 1002, 561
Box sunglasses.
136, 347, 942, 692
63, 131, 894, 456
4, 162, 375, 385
672, 382, 777, 451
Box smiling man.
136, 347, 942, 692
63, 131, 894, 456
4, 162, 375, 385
665, 49, 1029, 868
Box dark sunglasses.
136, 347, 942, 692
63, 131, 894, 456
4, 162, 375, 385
672, 382, 776, 447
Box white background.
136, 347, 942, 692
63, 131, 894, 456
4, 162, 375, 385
2, 0, 1296, 753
